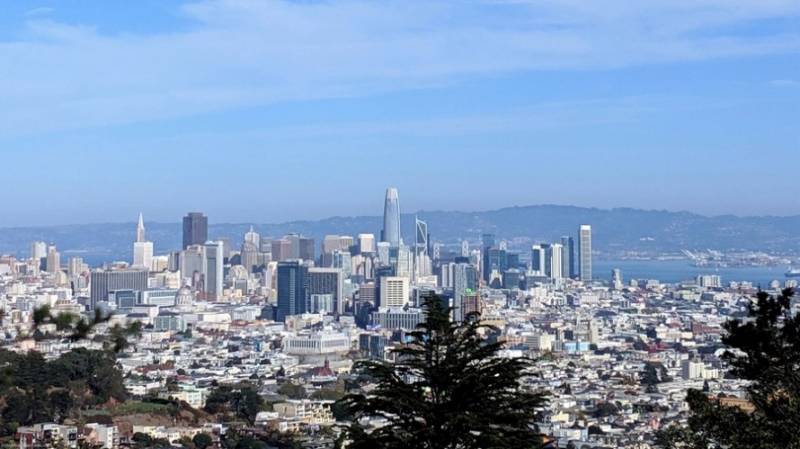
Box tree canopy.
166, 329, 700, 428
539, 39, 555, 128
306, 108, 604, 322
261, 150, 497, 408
338, 295, 547, 449
0, 348, 126, 436
657, 288, 800, 449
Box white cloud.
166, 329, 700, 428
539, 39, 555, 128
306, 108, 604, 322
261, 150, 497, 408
24, 7, 54, 17
1, 0, 799, 134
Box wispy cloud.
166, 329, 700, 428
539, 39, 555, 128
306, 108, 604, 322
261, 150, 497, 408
1, 0, 799, 134
24, 7, 54, 17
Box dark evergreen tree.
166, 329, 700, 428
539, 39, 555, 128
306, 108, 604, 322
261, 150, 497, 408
338, 295, 547, 449
657, 289, 800, 449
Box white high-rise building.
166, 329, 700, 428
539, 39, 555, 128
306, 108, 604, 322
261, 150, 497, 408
244, 225, 260, 248
579, 225, 592, 281
180, 245, 205, 287
612, 268, 623, 290
68, 257, 86, 278
376, 242, 391, 265
358, 233, 376, 254
380, 276, 409, 308
31, 241, 47, 261
133, 213, 154, 270
46, 245, 60, 273
549, 243, 563, 280
133, 242, 154, 270
395, 244, 413, 278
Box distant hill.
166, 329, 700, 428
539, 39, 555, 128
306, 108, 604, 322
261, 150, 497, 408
1, 205, 798, 263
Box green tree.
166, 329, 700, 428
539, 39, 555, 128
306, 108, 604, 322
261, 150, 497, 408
0, 348, 126, 435
277, 382, 306, 399
657, 289, 800, 449
338, 295, 547, 449
193, 433, 214, 449
131, 433, 153, 449
204, 384, 264, 424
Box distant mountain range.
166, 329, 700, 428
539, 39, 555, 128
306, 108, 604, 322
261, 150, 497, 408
1, 205, 798, 263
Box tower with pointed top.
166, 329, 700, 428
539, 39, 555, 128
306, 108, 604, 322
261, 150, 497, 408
133, 213, 154, 270
136, 212, 146, 242
382, 187, 401, 248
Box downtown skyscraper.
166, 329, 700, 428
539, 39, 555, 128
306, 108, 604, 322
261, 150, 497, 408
133, 213, 153, 270
381, 187, 401, 248
182, 212, 208, 250
579, 224, 593, 281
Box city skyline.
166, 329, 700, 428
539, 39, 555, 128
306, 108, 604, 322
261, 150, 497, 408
2, 2, 798, 448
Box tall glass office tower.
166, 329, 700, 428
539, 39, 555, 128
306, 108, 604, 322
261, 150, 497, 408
382, 187, 401, 248
579, 225, 593, 281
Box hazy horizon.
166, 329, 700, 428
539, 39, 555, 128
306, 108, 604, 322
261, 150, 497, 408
4, 201, 800, 229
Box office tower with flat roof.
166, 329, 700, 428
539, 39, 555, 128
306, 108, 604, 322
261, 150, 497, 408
180, 244, 205, 287
561, 236, 575, 279
90, 269, 148, 309
382, 187, 401, 248
204, 241, 224, 301
182, 212, 208, 249
376, 241, 391, 266
308, 267, 344, 315
276, 260, 308, 321
531, 244, 545, 274
548, 243, 563, 280
579, 225, 593, 281
453, 262, 478, 322
481, 233, 495, 249
31, 241, 47, 261
379, 276, 409, 308
299, 237, 315, 261
612, 268, 623, 290
357, 233, 376, 254
68, 257, 85, 278
46, 245, 60, 274
271, 238, 292, 262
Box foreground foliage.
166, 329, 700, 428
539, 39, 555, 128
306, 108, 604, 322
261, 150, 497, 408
338, 296, 547, 449
0, 348, 126, 436
657, 288, 800, 449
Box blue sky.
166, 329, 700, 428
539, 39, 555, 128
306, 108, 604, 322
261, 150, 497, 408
1, 0, 799, 226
